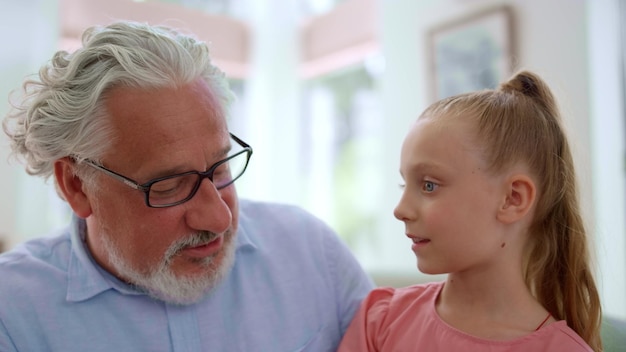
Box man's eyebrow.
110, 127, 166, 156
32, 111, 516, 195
142, 142, 233, 180
216, 143, 232, 157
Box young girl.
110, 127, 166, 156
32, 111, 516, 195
339, 71, 602, 351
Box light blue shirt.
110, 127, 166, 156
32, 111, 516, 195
0, 200, 374, 351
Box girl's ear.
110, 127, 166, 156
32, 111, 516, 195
54, 158, 92, 218
496, 174, 536, 224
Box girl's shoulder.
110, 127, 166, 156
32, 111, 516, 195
360, 281, 443, 320
369, 280, 443, 300
337, 281, 444, 351
343, 281, 594, 352
529, 321, 594, 352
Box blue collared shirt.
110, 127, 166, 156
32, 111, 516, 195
0, 200, 374, 351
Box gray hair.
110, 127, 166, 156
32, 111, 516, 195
2, 21, 234, 182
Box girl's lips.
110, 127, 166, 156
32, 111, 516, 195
181, 234, 224, 258
407, 234, 430, 251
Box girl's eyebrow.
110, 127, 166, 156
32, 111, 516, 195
405, 161, 444, 174
399, 162, 442, 180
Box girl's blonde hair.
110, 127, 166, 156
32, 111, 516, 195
421, 70, 602, 351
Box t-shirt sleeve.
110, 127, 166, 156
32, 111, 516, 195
337, 287, 395, 352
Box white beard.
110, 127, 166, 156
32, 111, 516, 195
100, 229, 236, 305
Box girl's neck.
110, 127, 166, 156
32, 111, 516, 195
435, 272, 553, 340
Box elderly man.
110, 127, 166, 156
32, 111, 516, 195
0, 21, 373, 351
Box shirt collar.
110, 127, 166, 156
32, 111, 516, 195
66, 215, 136, 302
234, 205, 258, 252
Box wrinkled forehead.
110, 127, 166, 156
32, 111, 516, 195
109, 79, 222, 123
103, 80, 228, 157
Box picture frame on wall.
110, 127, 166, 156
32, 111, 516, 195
428, 6, 515, 101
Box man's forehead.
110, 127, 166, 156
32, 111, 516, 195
102, 81, 228, 162
106, 81, 223, 128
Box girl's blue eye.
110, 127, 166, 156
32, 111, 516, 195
423, 181, 437, 192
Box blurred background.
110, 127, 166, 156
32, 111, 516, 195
0, 0, 624, 321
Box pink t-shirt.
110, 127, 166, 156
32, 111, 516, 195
338, 281, 593, 351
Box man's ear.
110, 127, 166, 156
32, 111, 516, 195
496, 174, 536, 224
54, 158, 92, 218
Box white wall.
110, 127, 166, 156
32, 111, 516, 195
0, 0, 60, 248
588, 0, 626, 320
234, 0, 303, 205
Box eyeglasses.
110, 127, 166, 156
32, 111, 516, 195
82, 133, 253, 208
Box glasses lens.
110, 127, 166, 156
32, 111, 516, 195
149, 173, 199, 206
213, 150, 250, 189
147, 150, 250, 207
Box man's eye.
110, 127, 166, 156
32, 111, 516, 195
212, 163, 232, 181
150, 175, 195, 197
151, 179, 182, 195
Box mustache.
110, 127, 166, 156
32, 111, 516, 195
164, 230, 227, 262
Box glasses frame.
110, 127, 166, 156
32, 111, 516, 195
82, 133, 252, 208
